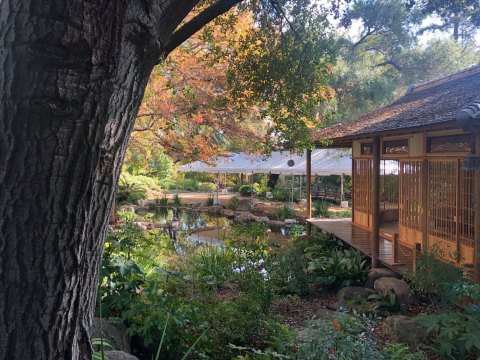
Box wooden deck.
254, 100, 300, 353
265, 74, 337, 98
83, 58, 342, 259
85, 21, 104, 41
308, 218, 414, 274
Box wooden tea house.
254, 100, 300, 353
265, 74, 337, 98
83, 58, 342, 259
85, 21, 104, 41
306, 64, 480, 281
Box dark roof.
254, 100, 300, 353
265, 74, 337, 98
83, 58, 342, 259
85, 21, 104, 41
316, 64, 480, 145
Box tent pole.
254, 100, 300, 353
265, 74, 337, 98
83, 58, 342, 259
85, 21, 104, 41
251, 171, 254, 201
291, 173, 294, 203
340, 173, 344, 204
299, 175, 302, 201
216, 172, 220, 205
306, 149, 312, 236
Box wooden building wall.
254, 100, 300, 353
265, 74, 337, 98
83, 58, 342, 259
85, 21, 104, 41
351, 131, 476, 267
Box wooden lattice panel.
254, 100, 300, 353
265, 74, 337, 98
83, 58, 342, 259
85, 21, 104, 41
399, 161, 423, 231
353, 159, 372, 214
459, 169, 475, 248
428, 160, 457, 243
380, 160, 400, 211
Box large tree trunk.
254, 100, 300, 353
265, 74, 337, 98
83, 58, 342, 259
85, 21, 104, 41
0, 1, 192, 358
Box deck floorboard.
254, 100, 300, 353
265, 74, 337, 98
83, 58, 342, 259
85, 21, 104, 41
308, 218, 414, 274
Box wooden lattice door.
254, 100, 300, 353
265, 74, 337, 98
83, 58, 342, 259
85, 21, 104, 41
353, 159, 372, 228
428, 159, 475, 264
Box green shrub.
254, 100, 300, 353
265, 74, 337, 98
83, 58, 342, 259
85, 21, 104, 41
188, 247, 236, 290
206, 193, 215, 206
156, 196, 169, 207
117, 175, 147, 204
253, 176, 270, 196
328, 209, 352, 218
404, 246, 465, 304
199, 182, 217, 192
417, 310, 480, 359
313, 200, 330, 217
412, 281, 480, 359
181, 178, 200, 191
275, 204, 296, 220
295, 314, 379, 359
239, 184, 253, 196
307, 248, 369, 289
272, 187, 290, 201
379, 343, 424, 360
270, 244, 309, 296
172, 193, 181, 207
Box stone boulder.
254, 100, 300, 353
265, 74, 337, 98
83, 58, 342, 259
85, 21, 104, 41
236, 199, 254, 212
254, 216, 270, 223
384, 315, 428, 347
91, 318, 130, 353
119, 205, 136, 213
374, 277, 419, 305
104, 351, 139, 360
234, 212, 256, 223
284, 218, 297, 225
221, 209, 236, 218
206, 205, 223, 215
337, 286, 375, 302
268, 220, 285, 227
364, 268, 401, 289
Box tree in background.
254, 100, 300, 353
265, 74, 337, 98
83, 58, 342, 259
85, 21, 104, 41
414, 0, 480, 43
0, 1, 345, 357
330, 0, 480, 122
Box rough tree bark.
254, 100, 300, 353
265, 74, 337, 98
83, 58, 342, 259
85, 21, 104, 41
0, 0, 240, 358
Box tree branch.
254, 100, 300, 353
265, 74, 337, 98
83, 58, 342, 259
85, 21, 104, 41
160, 0, 243, 61
373, 59, 403, 72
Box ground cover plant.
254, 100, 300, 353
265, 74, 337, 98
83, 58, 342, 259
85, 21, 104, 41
100, 206, 447, 359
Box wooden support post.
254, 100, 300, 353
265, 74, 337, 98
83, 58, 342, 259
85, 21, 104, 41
352, 159, 355, 222
306, 149, 312, 236
422, 159, 428, 253
474, 133, 480, 282
372, 137, 381, 268
392, 233, 399, 264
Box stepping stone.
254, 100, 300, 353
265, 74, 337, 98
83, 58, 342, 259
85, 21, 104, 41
365, 268, 401, 289
374, 277, 419, 305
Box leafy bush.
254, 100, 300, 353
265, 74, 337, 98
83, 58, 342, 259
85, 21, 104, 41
272, 187, 291, 201
172, 193, 181, 207
117, 175, 147, 204
206, 193, 215, 206
156, 196, 168, 207
313, 200, 330, 217
227, 196, 240, 210
275, 204, 296, 220
379, 343, 424, 360
270, 244, 309, 296
404, 246, 465, 304
188, 247, 236, 290
99, 220, 295, 359
417, 309, 480, 359
307, 247, 369, 289
199, 182, 217, 192
253, 176, 270, 196
328, 209, 352, 218
414, 281, 480, 359
181, 178, 200, 191
295, 314, 379, 359
239, 184, 253, 196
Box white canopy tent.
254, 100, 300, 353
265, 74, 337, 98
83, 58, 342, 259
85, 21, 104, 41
177, 149, 351, 176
